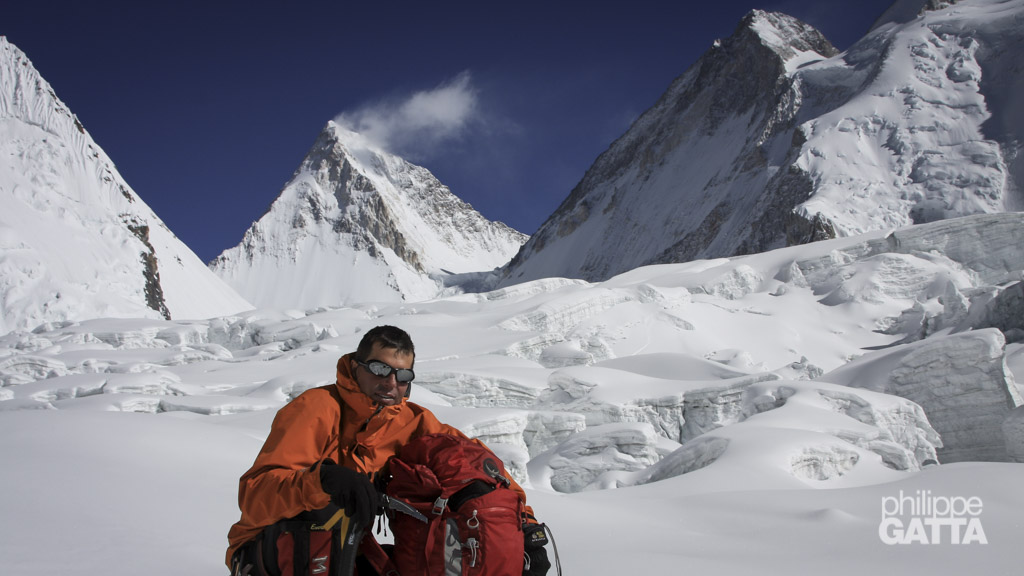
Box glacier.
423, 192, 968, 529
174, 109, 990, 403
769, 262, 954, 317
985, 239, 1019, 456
4, 211, 1024, 573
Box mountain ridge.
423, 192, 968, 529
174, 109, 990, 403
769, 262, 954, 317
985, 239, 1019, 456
499, 0, 1023, 287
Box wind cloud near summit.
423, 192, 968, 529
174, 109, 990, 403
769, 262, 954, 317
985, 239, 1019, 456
334, 71, 481, 160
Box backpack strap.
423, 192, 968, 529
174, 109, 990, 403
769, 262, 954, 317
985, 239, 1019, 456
292, 527, 310, 576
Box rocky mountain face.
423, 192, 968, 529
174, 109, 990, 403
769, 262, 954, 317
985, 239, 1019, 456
210, 122, 526, 309
0, 37, 252, 334
500, 0, 1024, 286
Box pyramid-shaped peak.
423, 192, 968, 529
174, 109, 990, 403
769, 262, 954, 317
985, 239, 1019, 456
323, 120, 378, 153
0, 37, 252, 333
212, 118, 526, 309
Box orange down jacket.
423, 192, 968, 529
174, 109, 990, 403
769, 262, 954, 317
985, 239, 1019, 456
225, 353, 532, 566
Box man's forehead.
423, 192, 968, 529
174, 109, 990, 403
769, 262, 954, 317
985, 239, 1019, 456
368, 342, 413, 359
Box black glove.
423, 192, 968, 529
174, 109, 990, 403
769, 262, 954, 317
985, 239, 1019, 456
523, 522, 552, 576
319, 462, 379, 529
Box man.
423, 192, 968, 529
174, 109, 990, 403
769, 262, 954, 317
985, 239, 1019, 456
226, 325, 542, 572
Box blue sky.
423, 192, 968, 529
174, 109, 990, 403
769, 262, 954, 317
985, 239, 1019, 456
5, 1, 896, 262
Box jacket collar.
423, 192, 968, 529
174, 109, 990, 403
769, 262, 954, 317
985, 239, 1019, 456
335, 353, 406, 420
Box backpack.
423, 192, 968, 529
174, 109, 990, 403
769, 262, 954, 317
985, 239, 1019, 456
231, 505, 372, 576
383, 433, 526, 576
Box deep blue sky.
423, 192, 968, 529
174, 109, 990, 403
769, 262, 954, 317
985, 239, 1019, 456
5, 1, 896, 262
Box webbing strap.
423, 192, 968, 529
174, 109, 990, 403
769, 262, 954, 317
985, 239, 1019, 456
314, 508, 347, 532
329, 527, 343, 576
293, 529, 309, 576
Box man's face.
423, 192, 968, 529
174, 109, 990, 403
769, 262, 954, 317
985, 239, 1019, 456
351, 342, 413, 406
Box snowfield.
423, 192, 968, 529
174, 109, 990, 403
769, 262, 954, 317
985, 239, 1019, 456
2, 213, 1023, 575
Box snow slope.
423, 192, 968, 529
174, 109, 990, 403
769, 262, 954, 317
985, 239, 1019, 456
210, 122, 526, 309
0, 37, 252, 335
2, 213, 1022, 574
501, 0, 1024, 286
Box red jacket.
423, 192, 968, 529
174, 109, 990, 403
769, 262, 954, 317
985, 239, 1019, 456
226, 354, 531, 566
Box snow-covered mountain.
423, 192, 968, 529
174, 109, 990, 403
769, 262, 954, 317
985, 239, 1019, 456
501, 0, 1024, 286
0, 37, 252, 335
210, 122, 527, 309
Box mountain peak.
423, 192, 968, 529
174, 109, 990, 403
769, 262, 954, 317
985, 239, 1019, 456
211, 121, 526, 309
737, 10, 839, 69
500, 0, 1021, 287
319, 121, 381, 164
0, 38, 252, 334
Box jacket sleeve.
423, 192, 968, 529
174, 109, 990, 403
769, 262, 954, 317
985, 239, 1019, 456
235, 392, 334, 529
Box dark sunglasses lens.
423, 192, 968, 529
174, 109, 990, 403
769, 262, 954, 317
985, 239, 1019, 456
366, 361, 414, 383
366, 361, 393, 377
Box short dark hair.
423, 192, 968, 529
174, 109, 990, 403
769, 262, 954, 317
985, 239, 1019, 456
354, 325, 415, 364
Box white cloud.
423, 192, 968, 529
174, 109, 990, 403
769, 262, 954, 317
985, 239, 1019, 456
335, 71, 480, 160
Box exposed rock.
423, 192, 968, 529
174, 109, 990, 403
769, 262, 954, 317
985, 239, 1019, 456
126, 223, 170, 320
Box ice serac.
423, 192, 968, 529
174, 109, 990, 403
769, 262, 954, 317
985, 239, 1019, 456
500, 0, 1024, 286
529, 368, 942, 492
787, 212, 1024, 344
821, 329, 1022, 463
1003, 405, 1024, 462
0, 38, 252, 335
210, 122, 526, 309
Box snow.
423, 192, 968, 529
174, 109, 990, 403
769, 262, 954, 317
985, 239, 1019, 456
796, 0, 1013, 235
3, 213, 1023, 574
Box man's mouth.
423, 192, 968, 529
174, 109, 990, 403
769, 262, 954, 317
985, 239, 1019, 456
374, 392, 398, 404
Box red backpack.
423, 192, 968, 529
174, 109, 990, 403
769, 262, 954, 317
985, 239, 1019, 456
383, 433, 525, 576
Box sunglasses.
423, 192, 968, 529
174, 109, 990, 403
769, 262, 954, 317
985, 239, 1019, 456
356, 359, 415, 384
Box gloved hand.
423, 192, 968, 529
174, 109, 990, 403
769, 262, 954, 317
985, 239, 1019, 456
523, 522, 552, 576
319, 462, 379, 529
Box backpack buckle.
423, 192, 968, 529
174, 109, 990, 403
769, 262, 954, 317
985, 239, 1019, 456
432, 497, 448, 515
